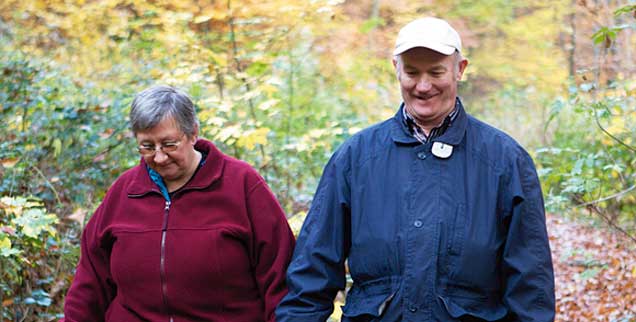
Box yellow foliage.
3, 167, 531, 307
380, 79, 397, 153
0, 196, 39, 217
0, 235, 12, 250
330, 300, 344, 320
214, 124, 242, 143
257, 99, 279, 111
470, 2, 569, 95
287, 211, 307, 236
606, 117, 625, 134
236, 127, 270, 150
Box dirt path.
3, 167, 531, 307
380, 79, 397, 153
547, 214, 636, 321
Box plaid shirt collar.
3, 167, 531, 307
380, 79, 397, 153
402, 99, 460, 144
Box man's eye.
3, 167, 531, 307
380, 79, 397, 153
163, 142, 178, 147
141, 145, 155, 150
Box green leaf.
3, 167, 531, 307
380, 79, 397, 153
579, 267, 601, 280
0, 234, 20, 257
30, 289, 52, 307
360, 17, 385, 34
614, 5, 636, 17
53, 138, 62, 157
545, 98, 565, 129
12, 208, 59, 238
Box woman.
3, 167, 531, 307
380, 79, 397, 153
63, 85, 295, 322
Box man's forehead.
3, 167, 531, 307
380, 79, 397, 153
401, 53, 454, 68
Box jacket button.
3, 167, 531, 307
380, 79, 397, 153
417, 152, 427, 159
413, 220, 423, 228
409, 305, 418, 312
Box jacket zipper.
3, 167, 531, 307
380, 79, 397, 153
160, 200, 174, 322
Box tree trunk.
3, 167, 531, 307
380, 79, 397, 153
568, 0, 577, 78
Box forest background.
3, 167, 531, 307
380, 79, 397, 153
0, 0, 635, 321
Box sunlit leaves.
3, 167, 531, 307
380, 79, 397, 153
591, 25, 629, 48
614, 4, 636, 17
0, 195, 66, 320
0, 234, 20, 258
1, 196, 58, 240
236, 127, 270, 150
12, 208, 58, 239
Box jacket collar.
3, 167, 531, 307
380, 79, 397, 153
126, 138, 225, 196
391, 97, 467, 146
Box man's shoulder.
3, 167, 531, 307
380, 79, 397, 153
466, 115, 524, 148
330, 117, 397, 165
465, 114, 534, 165
344, 117, 396, 146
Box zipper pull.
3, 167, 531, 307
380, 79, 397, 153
165, 200, 171, 211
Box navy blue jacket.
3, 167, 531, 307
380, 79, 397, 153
276, 100, 555, 322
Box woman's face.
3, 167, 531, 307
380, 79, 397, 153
135, 116, 198, 188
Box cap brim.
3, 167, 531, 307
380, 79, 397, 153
393, 42, 456, 56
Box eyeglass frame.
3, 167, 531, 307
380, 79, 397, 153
136, 133, 187, 157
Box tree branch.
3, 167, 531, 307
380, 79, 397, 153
573, 184, 636, 208
592, 103, 636, 153
573, 192, 636, 244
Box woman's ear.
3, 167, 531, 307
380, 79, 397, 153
190, 123, 200, 144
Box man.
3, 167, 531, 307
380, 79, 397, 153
276, 17, 555, 322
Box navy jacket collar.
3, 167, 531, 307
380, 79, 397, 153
391, 97, 467, 146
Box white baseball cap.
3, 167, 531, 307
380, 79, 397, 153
393, 17, 462, 56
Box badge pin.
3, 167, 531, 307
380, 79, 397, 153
431, 142, 453, 159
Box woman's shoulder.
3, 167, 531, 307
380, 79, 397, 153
222, 154, 266, 184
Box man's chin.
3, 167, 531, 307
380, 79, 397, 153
411, 105, 437, 116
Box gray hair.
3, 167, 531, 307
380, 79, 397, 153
129, 85, 199, 137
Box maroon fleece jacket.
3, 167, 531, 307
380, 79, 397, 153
63, 139, 295, 322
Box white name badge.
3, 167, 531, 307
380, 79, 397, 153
431, 142, 453, 159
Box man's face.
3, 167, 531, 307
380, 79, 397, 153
393, 47, 467, 130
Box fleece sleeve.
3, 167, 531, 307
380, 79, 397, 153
63, 204, 115, 322
246, 178, 296, 322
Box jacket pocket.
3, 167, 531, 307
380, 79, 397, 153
438, 287, 507, 322
341, 277, 398, 321
447, 203, 466, 256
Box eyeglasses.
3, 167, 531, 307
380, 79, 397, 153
137, 135, 185, 157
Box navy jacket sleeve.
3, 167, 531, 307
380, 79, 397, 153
501, 151, 555, 321
276, 149, 351, 322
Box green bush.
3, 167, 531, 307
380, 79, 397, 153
0, 196, 67, 321
537, 79, 636, 229
0, 51, 139, 320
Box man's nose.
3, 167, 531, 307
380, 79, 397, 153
415, 77, 432, 91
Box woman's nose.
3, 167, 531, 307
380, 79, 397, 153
153, 150, 170, 163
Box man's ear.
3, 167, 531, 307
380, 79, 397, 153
392, 56, 401, 79
457, 59, 468, 81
